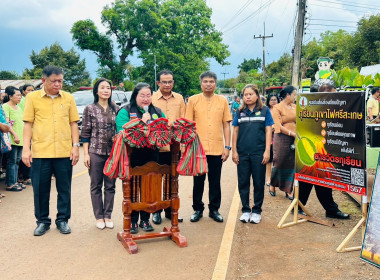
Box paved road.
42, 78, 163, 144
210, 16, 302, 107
0, 147, 238, 280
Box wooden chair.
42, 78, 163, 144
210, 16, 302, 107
117, 142, 187, 254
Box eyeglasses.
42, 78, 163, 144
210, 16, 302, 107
159, 80, 174, 85
138, 95, 152, 100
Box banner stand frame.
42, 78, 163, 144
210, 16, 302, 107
336, 195, 368, 253
277, 180, 334, 229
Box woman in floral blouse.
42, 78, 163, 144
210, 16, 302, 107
81, 78, 119, 230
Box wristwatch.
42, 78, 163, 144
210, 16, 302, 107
225, 146, 231, 150
73, 143, 80, 147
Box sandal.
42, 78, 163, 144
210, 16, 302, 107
18, 182, 27, 189
0, 193, 5, 198
23, 179, 32, 185
6, 184, 22, 192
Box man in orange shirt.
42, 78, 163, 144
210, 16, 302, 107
152, 70, 186, 224
185, 71, 232, 223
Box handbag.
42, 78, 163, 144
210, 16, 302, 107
0, 132, 12, 153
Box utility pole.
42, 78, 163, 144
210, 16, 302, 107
254, 22, 273, 95
291, 0, 307, 87
221, 70, 229, 81
221, 70, 229, 91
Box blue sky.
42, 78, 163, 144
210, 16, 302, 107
0, 0, 379, 82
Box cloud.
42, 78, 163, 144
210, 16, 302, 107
0, 0, 111, 32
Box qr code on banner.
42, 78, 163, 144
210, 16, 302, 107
351, 168, 364, 186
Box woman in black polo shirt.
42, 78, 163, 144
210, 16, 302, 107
232, 84, 274, 224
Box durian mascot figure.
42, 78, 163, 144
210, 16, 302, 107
314, 57, 335, 87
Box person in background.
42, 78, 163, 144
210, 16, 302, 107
367, 87, 380, 123
0, 84, 7, 179
185, 71, 232, 223
116, 82, 166, 234
81, 78, 119, 230
297, 83, 350, 219
265, 93, 280, 196
22, 65, 80, 236
232, 84, 273, 224
19, 84, 35, 111
0, 104, 10, 201
231, 96, 240, 117
151, 69, 186, 225
270, 86, 297, 200
18, 84, 35, 186
3, 86, 24, 192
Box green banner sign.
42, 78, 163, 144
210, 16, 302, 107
295, 92, 366, 195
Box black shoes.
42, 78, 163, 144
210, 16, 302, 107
33, 223, 50, 236
292, 209, 307, 216
139, 220, 154, 231
190, 210, 203, 222
152, 212, 162, 225
326, 211, 350, 219
209, 210, 223, 223
164, 212, 184, 223
130, 222, 139, 234
56, 221, 71, 234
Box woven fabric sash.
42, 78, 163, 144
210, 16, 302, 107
103, 130, 129, 180
172, 118, 208, 176
122, 118, 149, 148
104, 117, 208, 179
148, 118, 172, 147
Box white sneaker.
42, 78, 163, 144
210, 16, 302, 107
239, 212, 251, 223
105, 221, 114, 229
250, 213, 261, 224
96, 221, 105, 229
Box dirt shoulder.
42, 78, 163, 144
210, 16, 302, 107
227, 189, 379, 279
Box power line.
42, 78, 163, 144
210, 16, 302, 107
221, 0, 255, 31
317, 0, 380, 10
309, 23, 357, 27
310, 18, 357, 23
223, 0, 275, 34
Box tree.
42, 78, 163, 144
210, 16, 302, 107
22, 42, 91, 92
347, 15, 380, 67
71, 0, 230, 94
238, 58, 262, 73
265, 53, 292, 85
0, 70, 20, 80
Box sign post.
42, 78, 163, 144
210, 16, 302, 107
278, 92, 368, 251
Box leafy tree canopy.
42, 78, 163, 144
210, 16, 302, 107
0, 70, 20, 80
22, 42, 91, 92
238, 58, 262, 73
71, 0, 230, 95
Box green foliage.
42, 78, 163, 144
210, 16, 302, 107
22, 42, 91, 92
265, 53, 292, 85
335, 67, 376, 87
0, 70, 20, 80
238, 58, 262, 72
347, 15, 380, 67
71, 0, 229, 95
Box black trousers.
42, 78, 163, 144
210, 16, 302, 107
237, 154, 266, 214
298, 181, 339, 213
31, 158, 73, 225
192, 155, 223, 212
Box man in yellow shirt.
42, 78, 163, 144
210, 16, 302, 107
185, 71, 232, 223
367, 87, 380, 122
22, 66, 80, 236
151, 70, 186, 224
